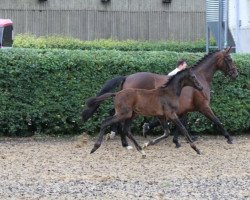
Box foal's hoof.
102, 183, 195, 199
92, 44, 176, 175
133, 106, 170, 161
175, 143, 181, 148
90, 144, 100, 154
90, 148, 96, 154
196, 149, 201, 155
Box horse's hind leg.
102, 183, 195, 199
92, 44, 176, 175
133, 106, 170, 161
143, 119, 170, 148
90, 116, 121, 154
142, 119, 161, 137
171, 115, 201, 154
200, 107, 233, 144
172, 128, 181, 148
105, 109, 117, 140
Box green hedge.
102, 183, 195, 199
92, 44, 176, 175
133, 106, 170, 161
0, 48, 249, 136
13, 34, 213, 53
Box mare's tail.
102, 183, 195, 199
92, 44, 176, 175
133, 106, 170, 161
82, 76, 125, 122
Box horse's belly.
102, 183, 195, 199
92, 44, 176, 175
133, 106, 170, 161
123, 72, 166, 90
134, 101, 163, 116
123, 78, 155, 90
177, 87, 195, 115
134, 108, 163, 117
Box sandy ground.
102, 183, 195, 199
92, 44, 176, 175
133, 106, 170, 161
0, 134, 249, 200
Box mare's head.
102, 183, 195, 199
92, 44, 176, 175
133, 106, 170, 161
216, 47, 238, 80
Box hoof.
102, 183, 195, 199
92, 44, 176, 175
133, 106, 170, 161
142, 142, 149, 149
196, 149, 201, 155
105, 134, 110, 141
126, 146, 133, 150
142, 123, 150, 138
90, 144, 100, 154
105, 131, 116, 141
90, 148, 96, 154
175, 143, 181, 148
141, 150, 146, 159
191, 135, 198, 142
227, 139, 234, 144
109, 131, 116, 139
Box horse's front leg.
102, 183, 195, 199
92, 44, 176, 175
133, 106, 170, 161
172, 115, 188, 148
171, 115, 201, 154
200, 106, 233, 144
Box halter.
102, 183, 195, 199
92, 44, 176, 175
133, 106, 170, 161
223, 56, 236, 77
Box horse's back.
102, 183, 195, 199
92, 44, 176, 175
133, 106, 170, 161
123, 72, 169, 90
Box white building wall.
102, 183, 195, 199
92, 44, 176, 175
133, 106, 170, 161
229, 0, 250, 53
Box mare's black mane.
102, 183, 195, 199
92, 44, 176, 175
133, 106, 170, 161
163, 50, 220, 88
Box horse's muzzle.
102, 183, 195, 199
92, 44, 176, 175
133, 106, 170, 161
229, 67, 239, 80
231, 72, 239, 80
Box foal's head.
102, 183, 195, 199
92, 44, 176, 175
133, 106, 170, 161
216, 47, 238, 80
163, 68, 203, 95
180, 68, 203, 91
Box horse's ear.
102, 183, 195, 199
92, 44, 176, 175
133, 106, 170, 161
224, 46, 232, 54
188, 67, 194, 74
187, 68, 194, 76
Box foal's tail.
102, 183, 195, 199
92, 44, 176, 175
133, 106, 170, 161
86, 93, 116, 108
81, 76, 126, 122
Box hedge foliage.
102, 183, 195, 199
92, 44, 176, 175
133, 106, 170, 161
0, 48, 249, 136
13, 34, 213, 53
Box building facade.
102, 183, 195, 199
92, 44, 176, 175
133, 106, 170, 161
0, 0, 206, 41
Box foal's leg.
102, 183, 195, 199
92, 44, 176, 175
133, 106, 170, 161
143, 118, 170, 148
91, 116, 121, 154
120, 122, 133, 150
200, 106, 233, 144
123, 120, 146, 158
171, 115, 201, 154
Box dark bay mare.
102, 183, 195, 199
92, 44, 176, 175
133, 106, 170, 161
82, 47, 238, 148
86, 68, 203, 157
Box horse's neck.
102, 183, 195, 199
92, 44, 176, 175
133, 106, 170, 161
194, 59, 218, 84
